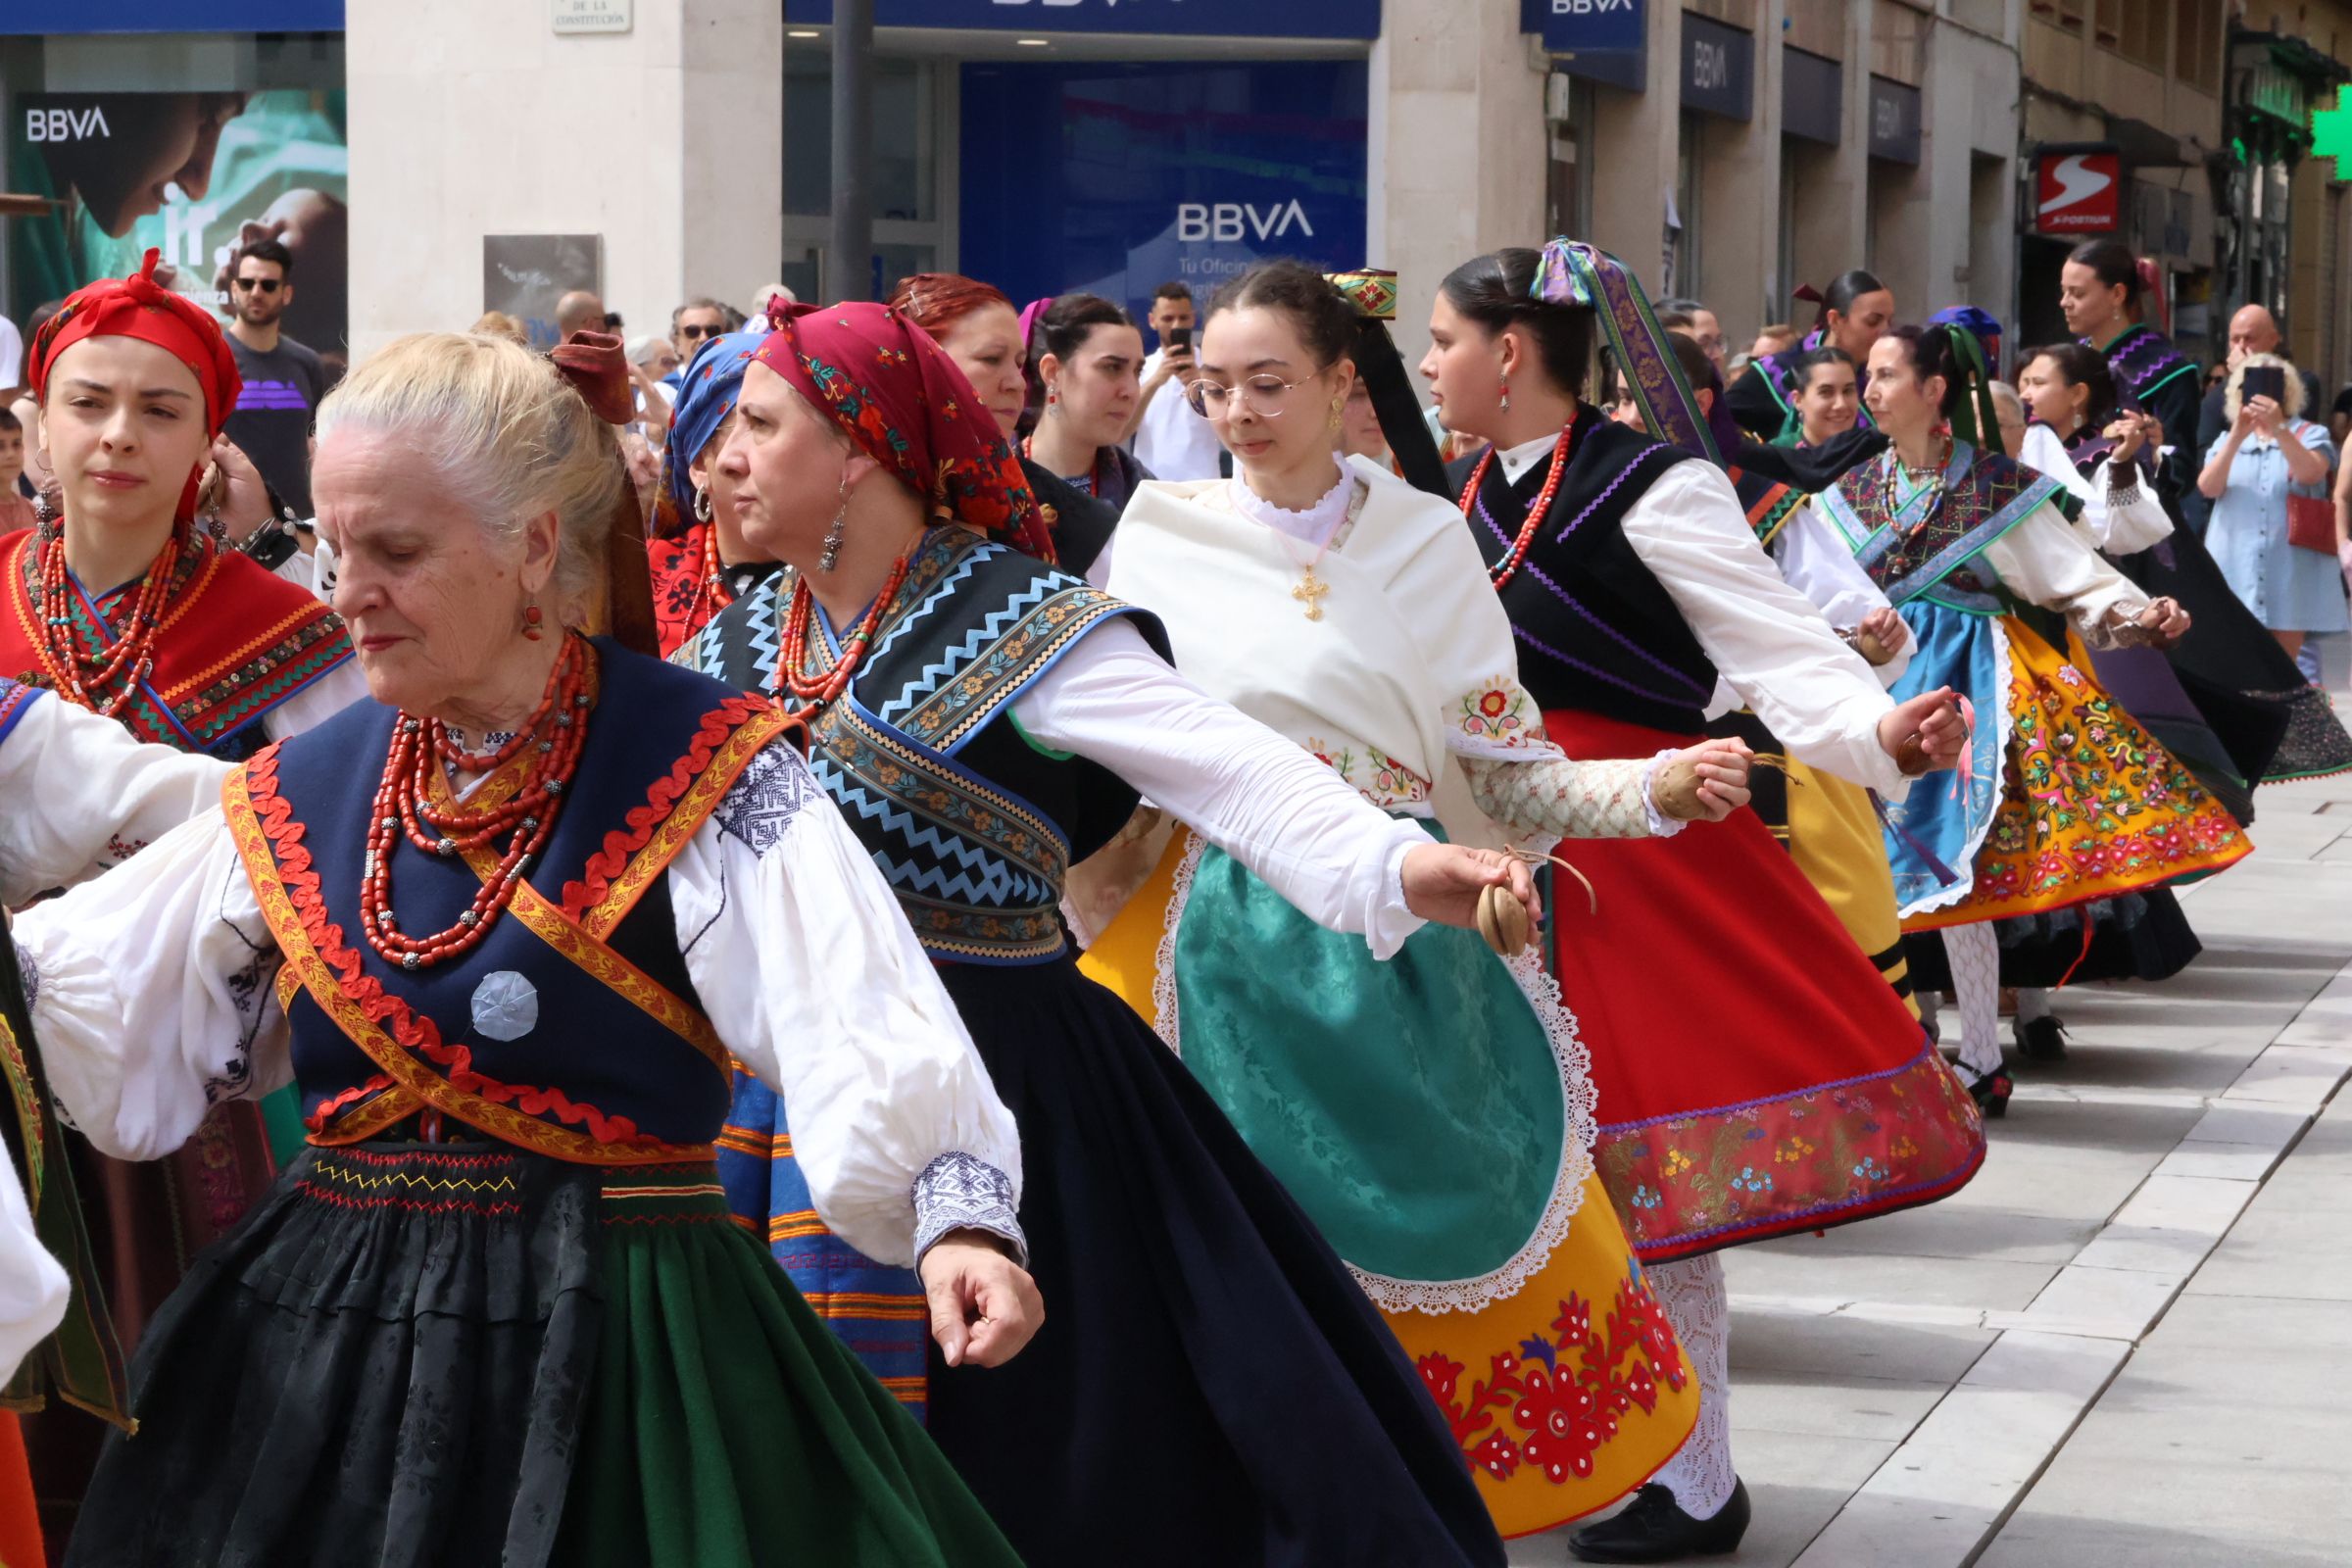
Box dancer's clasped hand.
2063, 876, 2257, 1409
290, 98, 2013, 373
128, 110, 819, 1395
1400, 844, 1542, 931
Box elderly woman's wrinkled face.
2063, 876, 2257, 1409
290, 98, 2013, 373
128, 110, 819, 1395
313, 428, 556, 714
720, 361, 858, 564
42, 335, 211, 539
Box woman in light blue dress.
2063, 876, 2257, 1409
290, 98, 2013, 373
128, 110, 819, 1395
2199, 352, 2346, 661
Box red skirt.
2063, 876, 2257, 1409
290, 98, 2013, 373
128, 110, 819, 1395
1543, 710, 1985, 1263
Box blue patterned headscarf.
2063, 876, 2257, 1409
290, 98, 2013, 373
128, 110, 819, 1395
662, 329, 768, 514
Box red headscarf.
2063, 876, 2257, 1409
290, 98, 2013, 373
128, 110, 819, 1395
752, 300, 1049, 557
27, 248, 244, 521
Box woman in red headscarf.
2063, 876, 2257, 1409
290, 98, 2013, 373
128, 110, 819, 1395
0, 253, 366, 1522
685, 299, 1548, 1568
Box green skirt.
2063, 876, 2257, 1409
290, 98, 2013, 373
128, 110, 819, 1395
66, 1145, 1022, 1568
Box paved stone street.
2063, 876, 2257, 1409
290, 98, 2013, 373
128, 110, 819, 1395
1513, 687, 2352, 1568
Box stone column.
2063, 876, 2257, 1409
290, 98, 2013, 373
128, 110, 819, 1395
345, 0, 782, 360
1368, 0, 1548, 376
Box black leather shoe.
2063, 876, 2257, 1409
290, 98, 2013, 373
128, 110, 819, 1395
1568, 1479, 1751, 1563
1960, 1063, 2014, 1119
2014, 1014, 2069, 1063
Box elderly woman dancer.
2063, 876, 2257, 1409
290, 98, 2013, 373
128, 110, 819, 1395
13, 330, 1043, 1568
686, 299, 1550, 1567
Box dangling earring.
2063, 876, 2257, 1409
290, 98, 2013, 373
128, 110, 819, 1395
1328, 395, 1345, 435
1499, 378, 1511, 413
818, 470, 849, 572
693, 484, 713, 523
521, 600, 545, 641
1046, 383, 1062, 417
32, 490, 55, 527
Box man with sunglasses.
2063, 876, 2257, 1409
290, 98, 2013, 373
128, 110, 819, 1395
220, 237, 327, 517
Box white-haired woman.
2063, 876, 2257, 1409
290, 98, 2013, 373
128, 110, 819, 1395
2200, 351, 2344, 661
14, 331, 1038, 1566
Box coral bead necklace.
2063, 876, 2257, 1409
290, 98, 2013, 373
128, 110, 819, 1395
362, 632, 593, 971
1459, 423, 1577, 592
32, 517, 185, 719
774, 538, 919, 720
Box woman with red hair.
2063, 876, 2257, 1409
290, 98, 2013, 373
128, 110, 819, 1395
890, 272, 1119, 581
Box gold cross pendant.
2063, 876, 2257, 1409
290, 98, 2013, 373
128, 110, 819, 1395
1293, 567, 1330, 621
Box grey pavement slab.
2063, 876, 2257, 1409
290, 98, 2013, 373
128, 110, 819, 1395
1980, 1296, 2352, 1568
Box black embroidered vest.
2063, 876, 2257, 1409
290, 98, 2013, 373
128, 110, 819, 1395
1453, 408, 1718, 733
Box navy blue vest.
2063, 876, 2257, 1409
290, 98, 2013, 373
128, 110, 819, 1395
789, 528, 1165, 966
232, 639, 783, 1160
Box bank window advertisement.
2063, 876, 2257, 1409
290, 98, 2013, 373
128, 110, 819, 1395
959, 60, 1368, 327
10, 89, 351, 365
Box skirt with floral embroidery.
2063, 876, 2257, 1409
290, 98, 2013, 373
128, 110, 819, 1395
1528, 710, 1985, 1268
1081, 831, 1698, 1540
1901, 617, 2251, 931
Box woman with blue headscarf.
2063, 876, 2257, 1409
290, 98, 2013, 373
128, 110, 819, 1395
646, 327, 778, 657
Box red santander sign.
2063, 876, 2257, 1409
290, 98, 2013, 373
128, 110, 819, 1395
2034, 147, 2122, 234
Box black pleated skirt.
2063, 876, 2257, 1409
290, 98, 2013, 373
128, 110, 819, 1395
925, 956, 1505, 1568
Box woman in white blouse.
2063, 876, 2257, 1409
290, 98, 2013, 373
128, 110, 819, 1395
1830, 322, 2246, 1120
12, 331, 1039, 1567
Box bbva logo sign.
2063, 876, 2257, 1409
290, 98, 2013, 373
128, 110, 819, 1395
1176, 201, 1317, 244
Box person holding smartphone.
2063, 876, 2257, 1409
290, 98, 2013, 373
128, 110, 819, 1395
1130, 279, 1223, 481
2200, 353, 2344, 664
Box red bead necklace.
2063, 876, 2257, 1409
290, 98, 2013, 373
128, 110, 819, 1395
33, 519, 186, 719
1458, 424, 1577, 591
362, 633, 594, 971
686, 520, 736, 635
1021, 433, 1107, 504
774, 540, 919, 720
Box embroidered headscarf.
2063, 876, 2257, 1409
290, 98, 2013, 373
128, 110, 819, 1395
28, 248, 244, 521
657, 329, 769, 532
750, 301, 1049, 557
1530, 239, 1718, 463
1324, 267, 1450, 498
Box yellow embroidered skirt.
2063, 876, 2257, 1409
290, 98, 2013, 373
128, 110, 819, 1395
1080, 831, 1697, 1538
1784, 760, 1918, 1019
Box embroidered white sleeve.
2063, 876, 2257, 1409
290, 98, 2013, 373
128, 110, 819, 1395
911, 1151, 1027, 1264
0, 688, 230, 904
1457, 753, 1670, 845
13, 809, 293, 1161
669, 741, 1026, 1268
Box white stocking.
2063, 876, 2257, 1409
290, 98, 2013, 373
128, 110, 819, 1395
1941, 921, 2003, 1078
1648, 1253, 1735, 1519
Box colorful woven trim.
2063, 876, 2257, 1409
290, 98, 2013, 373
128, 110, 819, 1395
2, 529, 351, 752
1594, 1037, 1986, 1263
563, 696, 796, 935
600, 1159, 732, 1226
228, 753, 717, 1167
811, 702, 1070, 964
0, 675, 42, 750
1326, 268, 1398, 320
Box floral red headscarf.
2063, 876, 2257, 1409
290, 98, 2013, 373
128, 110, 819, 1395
751, 300, 1050, 558
28, 248, 244, 521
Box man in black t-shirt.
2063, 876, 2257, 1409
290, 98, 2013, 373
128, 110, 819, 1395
220, 238, 327, 517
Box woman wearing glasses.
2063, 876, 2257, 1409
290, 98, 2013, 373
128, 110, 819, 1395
1017, 294, 1152, 511
1085, 259, 1778, 1542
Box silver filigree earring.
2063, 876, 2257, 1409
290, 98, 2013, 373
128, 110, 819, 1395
818, 471, 849, 572
693, 484, 713, 523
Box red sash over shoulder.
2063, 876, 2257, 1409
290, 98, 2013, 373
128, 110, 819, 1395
0, 527, 353, 754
